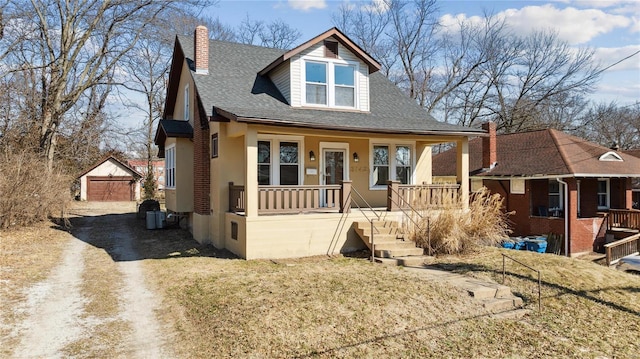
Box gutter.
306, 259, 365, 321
556, 178, 569, 257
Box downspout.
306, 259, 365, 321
557, 178, 569, 257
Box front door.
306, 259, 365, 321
321, 142, 349, 207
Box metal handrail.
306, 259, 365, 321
387, 185, 431, 255
502, 253, 542, 312
347, 186, 382, 262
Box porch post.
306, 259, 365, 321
387, 180, 400, 211
340, 180, 352, 213
245, 128, 258, 217
456, 137, 469, 209
415, 142, 432, 185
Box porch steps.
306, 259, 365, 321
353, 221, 424, 258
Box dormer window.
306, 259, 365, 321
303, 58, 357, 109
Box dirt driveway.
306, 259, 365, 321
8, 202, 173, 358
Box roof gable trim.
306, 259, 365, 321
258, 27, 382, 76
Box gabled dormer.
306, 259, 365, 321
259, 28, 381, 112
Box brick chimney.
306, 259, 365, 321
194, 25, 209, 75
482, 122, 497, 170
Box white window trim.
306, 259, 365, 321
369, 140, 416, 190
301, 56, 360, 110
257, 135, 305, 186
184, 84, 189, 121
597, 178, 610, 210
165, 145, 176, 189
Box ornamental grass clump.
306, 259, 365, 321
410, 187, 512, 255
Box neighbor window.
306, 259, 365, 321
548, 180, 562, 210
165, 146, 176, 188
303, 58, 357, 109
372, 143, 413, 187
597, 179, 610, 210
258, 137, 302, 185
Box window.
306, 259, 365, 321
258, 141, 271, 185
279, 142, 299, 185
548, 180, 562, 210
211, 133, 218, 158
334, 64, 355, 107
372, 143, 413, 187
303, 58, 357, 108
373, 145, 389, 186
257, 137, 302, 185
305, 62, 327, 105
597, 179, 610, 210
184, 84, 189, 121
395, 145, 411, 184
165, 146, 176, 188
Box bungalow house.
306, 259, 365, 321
432, 122, 640, 256
622, 149, 640, 209
154, 26, 484, 259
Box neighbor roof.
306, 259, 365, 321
432, 129, 640, 178
170, 29, 483, 137
78, 156, 143, 179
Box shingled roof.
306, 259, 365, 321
170, 29, 483, 137
433, 129, 640, 178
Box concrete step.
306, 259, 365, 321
482, 297, 521, 313
374, 241, 417, 251
374, 255, 432, 267
375, 247, 424, 258
354, 220, 399, 229
490, 308, 532, 320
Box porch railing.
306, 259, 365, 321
604, 233, 640, 266
387, 181, 460, 211
607, 209, 640, 231
229, 182, 347, 214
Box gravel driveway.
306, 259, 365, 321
10, 202, 172, 358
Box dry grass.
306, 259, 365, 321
137, 225, 639, 358
412, 187, 512, 255
0, 221, 71, 357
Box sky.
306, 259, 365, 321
205, 0, 640, 105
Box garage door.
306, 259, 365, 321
87, 176, 133, 201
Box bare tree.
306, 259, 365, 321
333, 2, 602, 133
237, 14, 301, 49
0, 0, 211, 171
577, 102, 640, 149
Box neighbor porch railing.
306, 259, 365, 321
604, 233, 640, 266
607, 209, 640, 231
387, 181, 460, 211
229, 182, 349, 214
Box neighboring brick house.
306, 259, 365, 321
622, 149, 640, 209
433, 123, 640, 256
154, 26, 485, 259
127, 159, 166, 190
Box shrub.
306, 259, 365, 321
409, 187, 512, 255
0, 149, 71, 229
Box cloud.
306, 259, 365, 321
441, 4, 632, 45
593, 45, 640, 71
362, 0, 390, 13
288, 0, 326, 11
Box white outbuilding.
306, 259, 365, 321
78, 156, 142, 201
